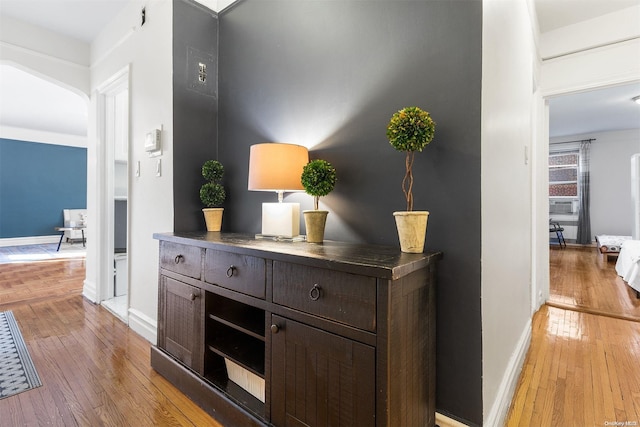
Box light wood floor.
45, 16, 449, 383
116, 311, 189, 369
2, 251, 639, 426
506, 305, 640, 426
0, 259, 222, 426
507, 247, 640, 426
548, 246, 640, 321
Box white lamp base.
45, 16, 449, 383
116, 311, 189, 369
259, 202, 301, 239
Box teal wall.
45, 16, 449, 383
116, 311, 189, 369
0, 138, 87, 238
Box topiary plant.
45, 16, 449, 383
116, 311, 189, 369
301, 159, 337, 210
386, 106, 436, 211
200, 160, 226, 207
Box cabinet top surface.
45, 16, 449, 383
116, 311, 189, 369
154, 232, 440, 280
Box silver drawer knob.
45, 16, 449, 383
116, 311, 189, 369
270, 324, 280, 334
309, 284, 322, 301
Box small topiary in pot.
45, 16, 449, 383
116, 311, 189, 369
200, 160, 226, 231
300, 159, 337, 243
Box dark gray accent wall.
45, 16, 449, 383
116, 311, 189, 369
114, 199, 127, 251
217, 1, 483, 424
173, 0, 219, 232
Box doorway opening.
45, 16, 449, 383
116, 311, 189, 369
97, 68, 130, 322
542, 81, 640, 321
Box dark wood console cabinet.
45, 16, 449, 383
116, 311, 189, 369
151, 232, 440, 427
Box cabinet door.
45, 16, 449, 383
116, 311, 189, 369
158, 276, 204, 374
271, 315, 375, 427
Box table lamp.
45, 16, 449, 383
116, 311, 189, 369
248, 143, 309, 240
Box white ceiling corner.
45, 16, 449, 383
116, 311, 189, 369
0, 0, 638, 141
0, 64, 88, 137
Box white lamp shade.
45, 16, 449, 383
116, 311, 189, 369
248, 143, 309, 191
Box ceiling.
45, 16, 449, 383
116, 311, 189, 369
0, 0, 130, 43
549, 82, 640, 138
0, 0, 639, 140
534, 0, 640, 33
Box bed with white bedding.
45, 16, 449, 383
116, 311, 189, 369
596, 235, 631, 255
615, 239, 640, 297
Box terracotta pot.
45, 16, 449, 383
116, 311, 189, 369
393, 211, 429, 253
303, 210, 329, 243
203, 208, 224, 232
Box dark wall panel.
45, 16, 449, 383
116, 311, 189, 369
0, 138, 87, 238
173, 0, 219, 232
218, 1, 483, 424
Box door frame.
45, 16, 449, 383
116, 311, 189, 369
94, 65, 130, 313
533, 74, 640, 314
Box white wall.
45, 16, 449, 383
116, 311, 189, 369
0, 125, 87, 148
86, 0, 173, 342
550, 129, 640, 239
0, 15, 90, 95
591, 130, 640, 237
481, 0, 536, 424
539, 4, 640, 99
0, 15, 90, 148
540, 5, 640, 60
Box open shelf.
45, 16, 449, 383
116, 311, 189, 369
207, 320, 265, 378
207, 293, 265, 341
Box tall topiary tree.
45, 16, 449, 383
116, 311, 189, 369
386, 106, 436, 211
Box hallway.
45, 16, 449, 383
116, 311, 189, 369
507, 247, 640, 426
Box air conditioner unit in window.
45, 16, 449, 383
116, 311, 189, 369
549, 201, 573, 214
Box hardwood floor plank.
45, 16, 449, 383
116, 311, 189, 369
508, 247, 640, 426
0, 259, 222, 427
507, 305, 640, 426
548, 247, 640, 321
5, 246, 639, 426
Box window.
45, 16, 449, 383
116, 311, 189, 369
549, 152, 578, 198
549, 151, 579, 216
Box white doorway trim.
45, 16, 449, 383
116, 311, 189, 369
92, 65, 130, 320
533, 39, 640, 311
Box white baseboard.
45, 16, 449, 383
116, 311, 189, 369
128, 308, 157, 345
82, 279, 98, 303
484, 318, 532, 427
0, 235, 60, 247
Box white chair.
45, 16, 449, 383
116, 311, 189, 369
63, 209, 87, 242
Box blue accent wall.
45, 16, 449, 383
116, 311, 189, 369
0, 138, 87, 238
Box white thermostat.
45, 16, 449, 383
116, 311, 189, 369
145, 129, 161, 155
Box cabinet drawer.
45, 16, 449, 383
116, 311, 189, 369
160, 241, 203, 279
272, 261, 376, 332
204, 250, 266, 299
